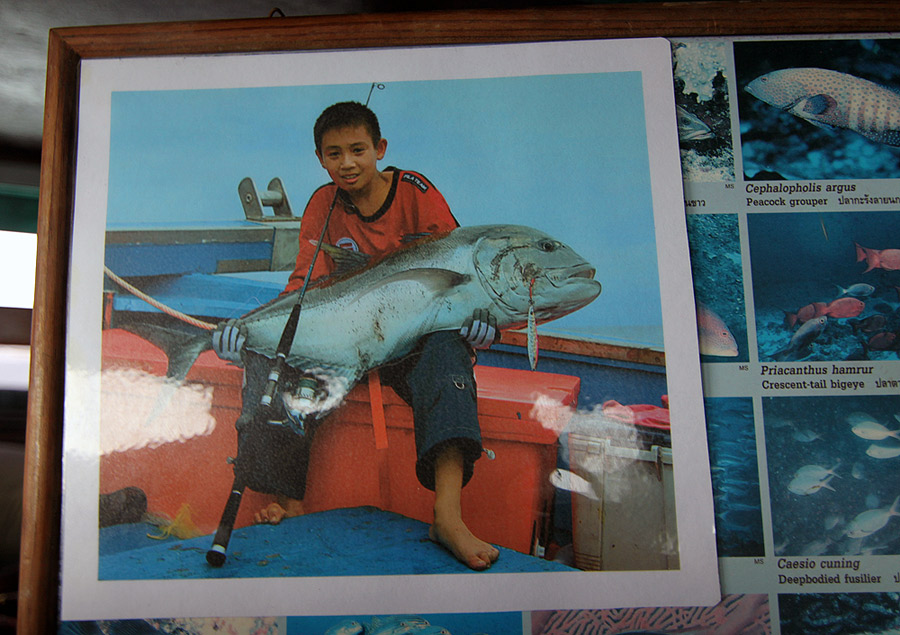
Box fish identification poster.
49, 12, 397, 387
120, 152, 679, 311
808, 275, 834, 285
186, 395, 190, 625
60, 38, 718, 622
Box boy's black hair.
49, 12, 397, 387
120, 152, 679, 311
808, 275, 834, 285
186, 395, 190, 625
314, 101, 381, 152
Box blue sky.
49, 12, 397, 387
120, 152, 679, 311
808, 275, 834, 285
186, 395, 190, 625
106, 72, 662, 341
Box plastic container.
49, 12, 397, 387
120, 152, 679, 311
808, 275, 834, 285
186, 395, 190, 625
567, 430, 678, 571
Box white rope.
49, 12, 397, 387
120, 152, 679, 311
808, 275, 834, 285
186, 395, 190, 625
103, 266, 217, 331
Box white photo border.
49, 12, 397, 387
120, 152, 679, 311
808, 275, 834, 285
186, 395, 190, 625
61, 37, 719, 620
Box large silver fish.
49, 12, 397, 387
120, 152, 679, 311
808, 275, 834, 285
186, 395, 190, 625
745, 67, 900, 146
166, 224, 601, 418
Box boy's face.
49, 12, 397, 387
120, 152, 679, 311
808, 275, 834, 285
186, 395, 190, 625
316, 125, 387, 194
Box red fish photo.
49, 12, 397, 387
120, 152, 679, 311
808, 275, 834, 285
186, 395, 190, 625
748, 211, 900, 362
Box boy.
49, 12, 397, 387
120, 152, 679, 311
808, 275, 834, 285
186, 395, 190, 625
215, 101, 500, 570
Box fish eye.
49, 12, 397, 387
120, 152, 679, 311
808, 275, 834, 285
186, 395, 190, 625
538, 240, 556, 252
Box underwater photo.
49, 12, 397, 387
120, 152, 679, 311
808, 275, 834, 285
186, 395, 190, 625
672, 40, 735, 182
704, 397, 763, 558
685, 213, 748, 363
764, 395, 900, 557
290, 612, 522, 635
779, 592, 900, 634
747, 211, 900, 362
735, 38, 900, 180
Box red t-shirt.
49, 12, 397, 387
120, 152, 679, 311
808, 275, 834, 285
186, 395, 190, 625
284, 168, 458, 293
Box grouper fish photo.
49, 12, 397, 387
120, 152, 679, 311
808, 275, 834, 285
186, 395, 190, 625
745, 67, 900, 146
159, 224, 601, 421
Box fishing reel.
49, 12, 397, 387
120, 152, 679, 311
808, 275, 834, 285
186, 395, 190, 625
279, 374, 325, 436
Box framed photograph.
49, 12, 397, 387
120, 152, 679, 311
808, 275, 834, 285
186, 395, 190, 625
24, 2, 896, 631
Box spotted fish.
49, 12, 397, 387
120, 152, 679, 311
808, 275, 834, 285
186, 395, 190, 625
746, 67, 900, 146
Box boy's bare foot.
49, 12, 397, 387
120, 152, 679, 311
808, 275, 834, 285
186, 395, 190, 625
253, 497, 304, 525
429, 513, 499, 571
429, 442, 499, 570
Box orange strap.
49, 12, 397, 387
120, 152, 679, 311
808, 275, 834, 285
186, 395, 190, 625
368, 369, 392, 509
368, 370, 388, 450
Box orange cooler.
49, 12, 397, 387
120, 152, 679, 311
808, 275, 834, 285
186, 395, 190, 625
99, 329, 579, 555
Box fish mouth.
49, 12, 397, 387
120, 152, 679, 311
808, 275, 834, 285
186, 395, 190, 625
533, 264, 601, 318
682, 129, 715, 142
546, 263, 598, 288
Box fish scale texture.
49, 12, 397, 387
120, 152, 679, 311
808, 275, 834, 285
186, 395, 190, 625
98, 506, 574, 579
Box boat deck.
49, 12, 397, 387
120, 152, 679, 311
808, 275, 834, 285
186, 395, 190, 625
99, 506, 575, 579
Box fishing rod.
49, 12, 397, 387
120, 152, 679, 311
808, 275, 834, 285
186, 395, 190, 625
208, 84, 383, 567
207, 190, 338, 567
257, 81, 382, 422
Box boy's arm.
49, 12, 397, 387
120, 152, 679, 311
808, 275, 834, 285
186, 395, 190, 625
284, 187, 336, 294
417, 176, 459, 234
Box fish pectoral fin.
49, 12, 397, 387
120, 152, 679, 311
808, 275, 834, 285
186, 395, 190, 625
354, 268, 469, 301
798, 93, 836, 116
317, 241, 371, 277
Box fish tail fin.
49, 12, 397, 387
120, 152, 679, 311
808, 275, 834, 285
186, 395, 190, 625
122, 326, 212, 428
167, 333, 214, 382
772, 348, 791, 362
855, 243, 878, 272
114, 320, 213, 382
783, 310, 798, 328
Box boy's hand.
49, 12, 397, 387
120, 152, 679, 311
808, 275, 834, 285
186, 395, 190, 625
460, 309, 500, 349
212, 319, 246, 365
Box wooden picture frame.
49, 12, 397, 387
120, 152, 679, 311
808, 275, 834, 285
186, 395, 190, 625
23, 2, 899, 632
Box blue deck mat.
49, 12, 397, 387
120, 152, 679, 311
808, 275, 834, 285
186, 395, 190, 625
99, 506, 575, 579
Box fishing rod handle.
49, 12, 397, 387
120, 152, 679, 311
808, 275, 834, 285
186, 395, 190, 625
206, 480, 246, 567
259, 353, 288, 409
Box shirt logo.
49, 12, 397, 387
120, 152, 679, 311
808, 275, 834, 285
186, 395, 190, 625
402, 173, 429, 193
336, 237, 359, 252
